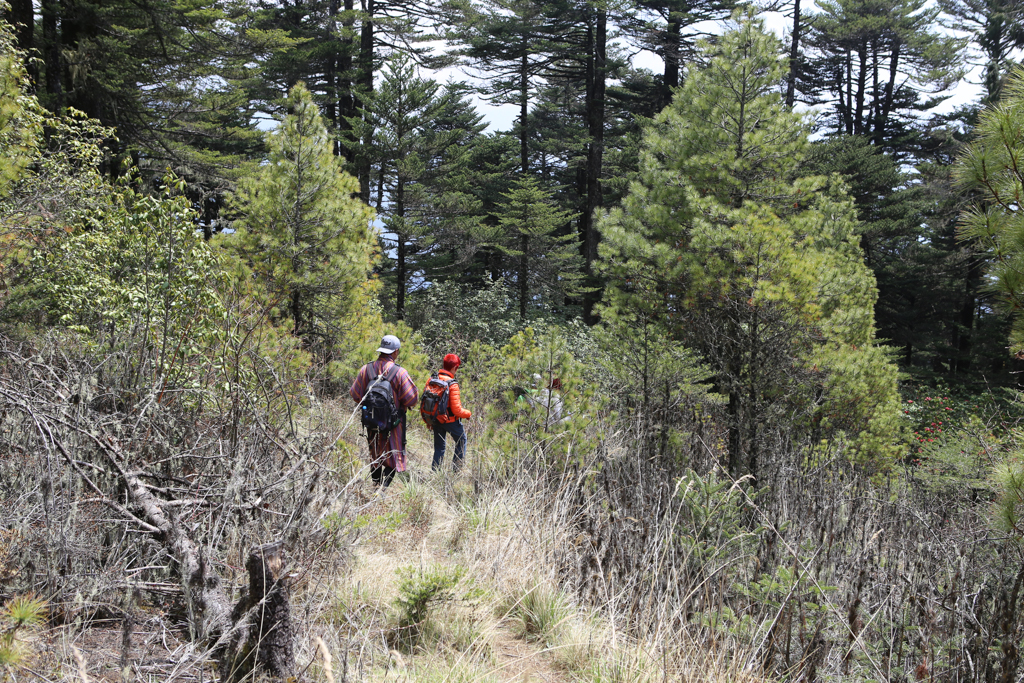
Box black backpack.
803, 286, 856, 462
360, 363, 401, 433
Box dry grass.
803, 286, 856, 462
9, 364, 1015, 683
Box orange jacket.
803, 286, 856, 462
436, 368, 471, 422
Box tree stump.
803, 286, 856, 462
219, 542, 295, 681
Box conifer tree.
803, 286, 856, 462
939, 0, 1024, 103
226, 83, 376, 356
450, 0, 571, 176
957, 68, 1024, 353
801, 0, 965, 148
483, 176, 582, 320
598, 12, 901, 477
348, 56, 486, 320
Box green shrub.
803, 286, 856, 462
391, 565, 466, 650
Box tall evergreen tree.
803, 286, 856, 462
27, 0, 293, 196
225, 83, 376, 355
483, 176, 582, 319
801, 0, 965, 150
348, 56, 487, 320
618, 0, 737, 109
598, 13, 901, 476
450, 0, 571, 175
939, 0, 1024, 103
957, 69, 1024, 354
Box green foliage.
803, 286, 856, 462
597, 12, 902, 475
0, 595, 46, 672
467, 325, 605, 474
594, 305, 720, 465
993, 458, 1024, 537
500, 583, 572, 645
479, 176, 583, 320
31, 175, 225, 374
392, 565, 466, 649
957, 68, 1024, 353
675, 469, 764, 580
348, 55, 487, 320
34, 0, 294, 192
0, 18, 40, 201
225, 82, 377, 365
803, 0, 966, 142
405, 278, 525, 360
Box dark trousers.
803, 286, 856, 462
432, 420, 466, 472
370, 464, 396, 487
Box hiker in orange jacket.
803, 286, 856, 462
427, 353, 471, 472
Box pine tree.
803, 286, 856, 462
957, 68, 1024, 354
939, 0, 1024, 103
27, 0, 293, 196
449, 0, 572, 176
225, 83, 376, 356
598, 12, 902, 477
348, 56, 487, 320
483, 176, 583, 319
618, 0, 737, 109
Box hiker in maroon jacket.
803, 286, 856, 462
350, 335, 418, 487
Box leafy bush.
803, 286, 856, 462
405, 278, 525, 361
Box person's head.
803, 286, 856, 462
376, 334, 401, 360
442, 353, 461, 373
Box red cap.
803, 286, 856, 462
443, 354, 461, 371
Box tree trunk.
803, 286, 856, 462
338, 0, 356, 141
326, 0, 340, 153
785, 0, 801, 108
396, 179, 406, 320
41, 0, 61, 109
519, 234, 529, 320
877, 38, 900, 145
663, 12, 681, 109
854, 39, 867, 135
520, 44, 529, 175
4, 0, 33, 59
581, 8, 606, 324
220, 543, 295, 682
356, 0, 375, 200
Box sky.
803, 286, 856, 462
441, 7, 986, 134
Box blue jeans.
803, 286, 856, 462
432, 420, 466, 472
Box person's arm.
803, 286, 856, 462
350, 364, 368, 403
395, 368, 419, 410
448, 382, 471, 419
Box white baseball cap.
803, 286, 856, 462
376, 334, 401, 355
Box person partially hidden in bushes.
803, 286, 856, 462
420, 354, 472, 472
350, 334, 419, 487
